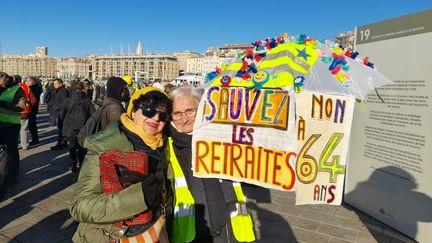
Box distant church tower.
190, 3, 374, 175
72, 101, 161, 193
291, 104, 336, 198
136, 41, 143, 55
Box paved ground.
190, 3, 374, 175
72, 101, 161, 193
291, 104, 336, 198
0, 106, 416, 242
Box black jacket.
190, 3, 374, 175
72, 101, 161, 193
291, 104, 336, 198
169, 124, 236, 240
29, 84, 42, 114
100, 97, 125, 130
53, 86, 69, 116
61, 90, 95, 138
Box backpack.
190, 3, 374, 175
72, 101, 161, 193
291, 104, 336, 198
77, 102, 109, 148
65, 100, 90, 133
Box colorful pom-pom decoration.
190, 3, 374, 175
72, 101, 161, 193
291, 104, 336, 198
220, 75, 232, 87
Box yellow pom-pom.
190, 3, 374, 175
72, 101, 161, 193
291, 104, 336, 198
336, 72, 346, 82
333, 47, 343, 55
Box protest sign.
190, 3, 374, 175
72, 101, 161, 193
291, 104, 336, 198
294, 92, 355, 205
192, 86, 297, 191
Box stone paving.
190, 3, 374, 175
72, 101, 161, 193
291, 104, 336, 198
0, 106, 416, 242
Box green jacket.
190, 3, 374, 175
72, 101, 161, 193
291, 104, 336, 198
70, 122, 174, 242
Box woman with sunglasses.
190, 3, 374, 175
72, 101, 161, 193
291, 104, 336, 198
70, 87, 173, 242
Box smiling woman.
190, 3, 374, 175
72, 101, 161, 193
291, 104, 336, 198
70, 87, 173, 242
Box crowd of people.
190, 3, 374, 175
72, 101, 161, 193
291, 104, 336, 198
0, 72, 255, 243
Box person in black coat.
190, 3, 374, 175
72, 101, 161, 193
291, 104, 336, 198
82, 79, 94, 101
60, 81, 95, 172
25, 77, 43, 145
51, 78, 69, 150
44, 81, 57, 127
168, 86, 237, 243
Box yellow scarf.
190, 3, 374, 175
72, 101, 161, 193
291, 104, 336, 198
120, 113, 164, 150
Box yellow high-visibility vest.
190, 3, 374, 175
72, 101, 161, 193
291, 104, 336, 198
231, 182, 255, 242
0, 85, 21, 126
169, 137, 196, 243
168, 137, 255, 242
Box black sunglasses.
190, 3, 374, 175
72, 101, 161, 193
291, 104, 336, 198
140, 106, 169, 122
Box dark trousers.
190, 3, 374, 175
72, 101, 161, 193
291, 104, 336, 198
49, 112, 56, 127
56, 116, 65, 145
0, 125, 21, 181
28, 112, 39, 142
67, 134, 86, 168
47, 106, 56, 127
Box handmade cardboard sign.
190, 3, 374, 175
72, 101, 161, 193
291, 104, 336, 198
192, 86, 297, 191
294, 92, 355, 205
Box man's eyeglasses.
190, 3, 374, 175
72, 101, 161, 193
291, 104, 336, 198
171, 108, 197, 121
140, 106, 169, 122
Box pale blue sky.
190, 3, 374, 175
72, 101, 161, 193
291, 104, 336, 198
0, 0, 430, 56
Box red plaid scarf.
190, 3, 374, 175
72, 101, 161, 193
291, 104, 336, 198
100, 149, 153, 226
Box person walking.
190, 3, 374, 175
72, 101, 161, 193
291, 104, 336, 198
60, 81, 95, 172
0, 72, 26, 187
26, 77, 43, 146
70, 87, 173, 242
51, 78, 69, 150
168, 86, 255, 243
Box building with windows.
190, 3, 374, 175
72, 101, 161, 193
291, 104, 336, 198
36, 46, 48, 57
57, 57, 91, 80
173, 51, 200, 73
218, 44, 252, 57
0, 54, 58, 78
186, 55, 233, 76
91, 54, 179, 82
335, 31, 355, 49
186, 44, 251, 76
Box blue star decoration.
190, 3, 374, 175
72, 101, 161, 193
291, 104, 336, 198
296, 47, 311, 61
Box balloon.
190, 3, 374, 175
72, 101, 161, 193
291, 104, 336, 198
248, 63, 257, 73
321, 56, 332, 63
241, 61, 248, 69
204, 72, 218, 83
329, 60, 339, 70
344, 78, 353, 87
294, 76, 305, 87
350, 51, 359, 59
344, 50, 352, 57
246, 49, 254, 56
318, 49, 326, 57
333, 47, 344, 56
220, 75, 231, 86
242, 73, 251, 80
330, 64, 341, 74
336, 72, 346, 82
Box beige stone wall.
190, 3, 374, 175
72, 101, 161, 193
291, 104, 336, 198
91, 54, 179, 81
0, 56, 58, 78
